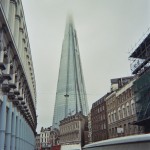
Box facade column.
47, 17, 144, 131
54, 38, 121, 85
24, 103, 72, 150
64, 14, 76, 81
22, 39, 25, 61
14, 14, 20, 48
1, 0, 10, 18
26, 123, 28, 150
29, 127, 31, 150
5, 103, 13, 150
22, 120, 25, 150
18, 118, 21, 150
28, 125, 31, 150
0, 29, 5, 63
20, 118, 23, 150
8, 0, 16, 34
30, 128, 32, 150
11, 108, 16, 150
25, 123, 27, 150
24, 122, 26, 150
0, 95, 7, 150
15, 74, 19, 93
0, 48, 4, 63
18, 28, 23, 58
16, 115, 20, 150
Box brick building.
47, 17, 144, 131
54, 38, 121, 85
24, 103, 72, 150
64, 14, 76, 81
91, 93, 110, 142
106, 78, 144, 139
87, 113, 92, 143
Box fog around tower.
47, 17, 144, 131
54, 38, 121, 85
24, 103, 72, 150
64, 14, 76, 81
22, 0, 150, 132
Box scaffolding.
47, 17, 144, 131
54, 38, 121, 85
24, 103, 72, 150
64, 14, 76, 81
133, 70, 150, 125
129, 29, 150, 74
129, 28, 150, 132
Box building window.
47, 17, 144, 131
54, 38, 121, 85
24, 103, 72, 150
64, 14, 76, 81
131, 100, 135, 115
111, 112, 114, 123
112, 128, 114, 137
103, 105, 104, 110
124, 124, 126, 135
118, 107, 121, 120
108, 113, 111, 123
104, 123, 106, 129
122, 105, 126, 118
103, 113, 105, 119
114, 110, 116, 121
126, 103, 130, 116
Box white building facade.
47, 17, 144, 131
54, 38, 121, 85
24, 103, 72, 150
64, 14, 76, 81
40, 127, 51, 150
0, 0, 37, 149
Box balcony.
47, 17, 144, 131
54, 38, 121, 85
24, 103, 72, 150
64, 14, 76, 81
0, 62, 5, 70
9, 83, 16, 89
14, 89, 20, 95
21, 101, 25, 105
17, 105, 23, 110
8, 91, 15, 99
13, 100, 19, 106
2, 83, 10, 93
2, 74, 12, 80
18, 95, 23, 100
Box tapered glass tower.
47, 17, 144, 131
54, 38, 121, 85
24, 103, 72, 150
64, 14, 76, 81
52, 15, 89, 129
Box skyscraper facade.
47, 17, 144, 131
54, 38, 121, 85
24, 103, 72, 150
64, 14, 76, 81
0, 1, 36, 149
52, 16, 89, 129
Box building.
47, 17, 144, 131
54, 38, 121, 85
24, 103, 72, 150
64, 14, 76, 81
52, 15, 89, 129
0, 1, 37, 149
35, 134, 40, 150
91, 93, 110, 142
129, 31, 150, 132
110, 76, 134, 92
87, 113, 92, 143
40, 127, 51, 150
106, 78, 143, 139
50, 128, 60, 146
59, 112, 88, 147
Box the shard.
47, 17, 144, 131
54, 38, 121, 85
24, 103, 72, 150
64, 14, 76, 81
52, 15, 89, 129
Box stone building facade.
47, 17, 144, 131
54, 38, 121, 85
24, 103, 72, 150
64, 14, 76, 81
88, 113, 92, 143
91, 94, 110, 142
40, 127, 51, 150
59, 112, 88, 147
0, 0, 37, 149
35, 134, 40, 150
106, 79, 144, 139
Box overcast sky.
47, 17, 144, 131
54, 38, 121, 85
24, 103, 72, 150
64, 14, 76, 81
22, 0, 150, 132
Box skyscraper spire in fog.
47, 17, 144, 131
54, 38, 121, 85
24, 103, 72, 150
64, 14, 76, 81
52, 15, 89, 129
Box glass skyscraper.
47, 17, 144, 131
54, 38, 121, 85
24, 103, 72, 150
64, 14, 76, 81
52, 15, 89, 129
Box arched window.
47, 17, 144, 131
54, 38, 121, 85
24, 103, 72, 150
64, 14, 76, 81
118, 107, 121, 120
126, 103, 130, 116
111, 112, 114, 123
114, 110, 117, 121
131, 100, 135, 115
108, 113, 111, 124
122, 105, 126, 118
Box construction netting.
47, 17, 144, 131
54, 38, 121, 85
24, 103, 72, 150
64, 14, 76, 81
133, 70, 150, 124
